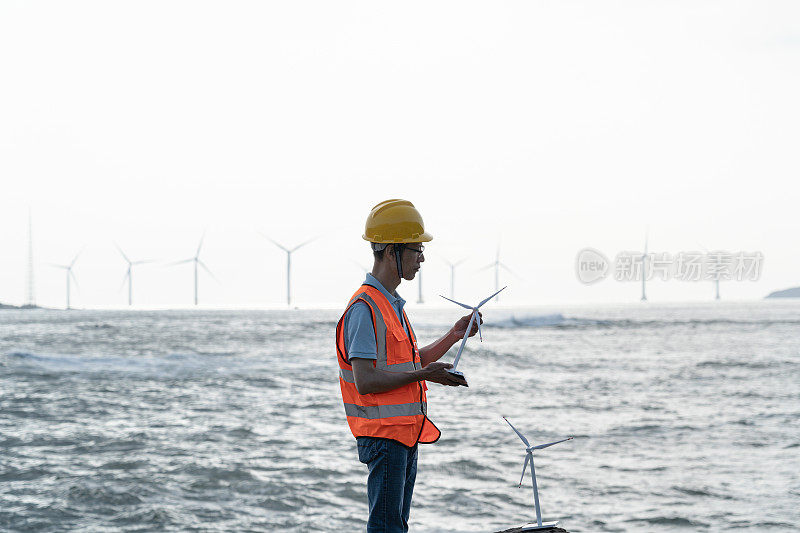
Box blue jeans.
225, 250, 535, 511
356, 436, 418, 533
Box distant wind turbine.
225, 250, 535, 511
503, 417, 573, 530
697, 242, 720, 300
417, 269, 424, 304
480, 246, 516, 302
261, 234, 315, 307
168, 234, 216, 305
50, 252, 81, 310
641, 229, 649, 301
116, 244, 151, 306
442, 257, 466, 300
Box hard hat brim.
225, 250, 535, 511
363, 231, 433, 243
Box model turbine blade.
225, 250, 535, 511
439, 295, 472, 310
477, 286, 506, 308
503, 416, 530, 447
519, 452, 531, 487
533, 436, 574, 450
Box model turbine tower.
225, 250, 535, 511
261, 234, 315, 307
439, 286, 505, 383
503, 417, 573, 531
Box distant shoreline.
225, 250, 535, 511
0, 303, 42, 310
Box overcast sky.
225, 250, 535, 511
1, 1, 798, 309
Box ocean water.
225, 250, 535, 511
1, 302, 798, 532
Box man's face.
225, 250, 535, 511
393, 243, 425, 280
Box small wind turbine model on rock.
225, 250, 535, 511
503, 417, 573, 531
439, 286, 505, 385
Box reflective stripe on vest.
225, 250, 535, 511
343, 401, 428, 419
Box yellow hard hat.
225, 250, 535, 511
362, 199, 433, 243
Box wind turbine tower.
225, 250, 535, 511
481, 247, 514, 302
443, 258, 466, 300
262, 235, 315, 307
26, 209, 35, 306
417, 269, 424, 304
641, 230, 648, 302
117, 244, 150, 306
51, 253, 80, 310
170, 235, 214, 305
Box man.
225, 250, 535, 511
335, 199, 481, 532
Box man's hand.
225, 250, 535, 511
421, 362, 468, 387
452, 312, 482, 339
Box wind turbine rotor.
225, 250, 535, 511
195, 233, 206, 258
519, 452, 531, 487
438, 295, 473, 310
260, 232, 289, 252
503, 416, 531, 448
291, 236, 317, 253
533, 437, 574, 450
115, 243, 130, 264
198, 260, 219, 282
166, 258, 194, 266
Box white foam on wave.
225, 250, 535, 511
489, 313, 568, 328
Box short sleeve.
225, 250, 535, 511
343, 300, 378, 361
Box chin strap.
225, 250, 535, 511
394, 244, 405, 279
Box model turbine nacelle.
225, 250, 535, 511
439, 286, 506, 384
503, 416, 573, 531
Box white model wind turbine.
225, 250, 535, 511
442, 257, 466, 300
439, 286, 506, 384
480, 246, 516, 302
261, 234, 315, 307
503, 416, 573, 531
168, 234, 215, 306
50, 252, 81, 310
641, 229, 649, 301
116, 244, 151, 306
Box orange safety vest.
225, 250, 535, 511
336, 284, 441, 447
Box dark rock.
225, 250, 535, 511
494, 527, 569, 533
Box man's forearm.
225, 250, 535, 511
419, 329, 460, 367
355, 367, 426, 395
